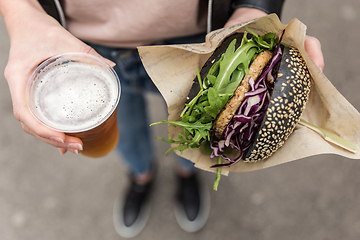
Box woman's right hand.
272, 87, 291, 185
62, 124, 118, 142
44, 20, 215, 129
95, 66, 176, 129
1, 0, 114, 155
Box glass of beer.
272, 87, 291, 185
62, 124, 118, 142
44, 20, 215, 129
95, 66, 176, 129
26, 53, 121, 158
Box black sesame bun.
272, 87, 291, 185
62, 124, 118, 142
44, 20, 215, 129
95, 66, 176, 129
243, 46, 311, 162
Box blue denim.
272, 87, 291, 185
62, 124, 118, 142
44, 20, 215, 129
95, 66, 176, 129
88, 33, 206, 176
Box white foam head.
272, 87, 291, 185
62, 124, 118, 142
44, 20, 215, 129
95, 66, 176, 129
27, 53, 120, 132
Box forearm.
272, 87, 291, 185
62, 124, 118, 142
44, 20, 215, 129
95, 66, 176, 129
0, 0, 45, 19
0, 0, 54, 39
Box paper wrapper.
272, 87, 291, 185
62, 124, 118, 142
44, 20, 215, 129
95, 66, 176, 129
138, 14, 360, 175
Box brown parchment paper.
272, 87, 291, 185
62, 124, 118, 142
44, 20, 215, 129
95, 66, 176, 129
138, 14, 360, 175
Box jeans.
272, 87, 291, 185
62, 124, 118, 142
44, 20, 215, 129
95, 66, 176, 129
88, 33, 206, 176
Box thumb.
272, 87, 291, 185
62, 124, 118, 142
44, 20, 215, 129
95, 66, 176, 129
304, 35, 324, 72
82, 45, 116, 68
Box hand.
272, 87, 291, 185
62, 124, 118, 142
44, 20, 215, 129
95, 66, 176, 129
2, 1, 114, 155
224, 7, 325, 71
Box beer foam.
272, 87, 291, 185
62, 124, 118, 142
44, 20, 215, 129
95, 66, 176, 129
30, 60, 119, 132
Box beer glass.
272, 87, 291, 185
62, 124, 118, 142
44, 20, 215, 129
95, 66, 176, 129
26, 53, 121, 158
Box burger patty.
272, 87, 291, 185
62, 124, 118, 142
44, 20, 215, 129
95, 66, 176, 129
212, 50, 273, 139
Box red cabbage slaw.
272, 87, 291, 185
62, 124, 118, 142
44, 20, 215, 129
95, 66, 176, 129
210, 41, 283, 168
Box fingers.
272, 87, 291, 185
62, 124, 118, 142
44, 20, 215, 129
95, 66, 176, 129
18, 107, 66, 144
22, 122, 84, 154
304, 35, 325, 71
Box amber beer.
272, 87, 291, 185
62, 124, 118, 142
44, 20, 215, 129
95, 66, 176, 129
27, 53, 121, 158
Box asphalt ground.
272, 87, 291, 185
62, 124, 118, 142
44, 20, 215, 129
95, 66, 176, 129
1, 1, 360, 240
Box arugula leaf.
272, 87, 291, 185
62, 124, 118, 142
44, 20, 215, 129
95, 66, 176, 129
244, 26, 279, 49
180, 69, 204, 118
214, 39, 259, 92
204, 88, 228, 119
223, 39, 237, 59
150, 119, 212, 149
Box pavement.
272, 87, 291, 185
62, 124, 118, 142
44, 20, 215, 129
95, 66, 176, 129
1, 1, 360, 240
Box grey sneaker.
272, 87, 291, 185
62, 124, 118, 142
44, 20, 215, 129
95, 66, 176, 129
174, 173, 210, 232
113, 176, 153, 238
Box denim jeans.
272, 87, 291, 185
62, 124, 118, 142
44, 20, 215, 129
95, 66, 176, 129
88, 33, 206, 176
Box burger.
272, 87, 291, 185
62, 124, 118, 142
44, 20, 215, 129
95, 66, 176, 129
151, 28, 311, 168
